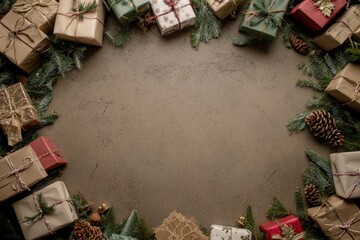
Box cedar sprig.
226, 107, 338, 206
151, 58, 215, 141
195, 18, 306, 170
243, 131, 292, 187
24, 194, 55, 223
265, 198, 290, 220
73, 0, 98, 21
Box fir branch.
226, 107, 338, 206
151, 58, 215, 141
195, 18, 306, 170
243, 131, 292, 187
297, 79, 322, 91
73, 0, 98, 21
287, 112, 309, 133
24, 194, 55, 223
105, 27, 131, 48
191, 0, 221, 49
244, 205, 260, 240
294, 188, 308, 224
0, 0, 15, 17
233, 33, 261, 47
266, 198, 290, 220
70, 192, 91, 219
102, 208, 122, 238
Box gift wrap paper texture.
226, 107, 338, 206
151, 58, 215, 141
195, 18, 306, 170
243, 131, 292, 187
210, 225, 251, 240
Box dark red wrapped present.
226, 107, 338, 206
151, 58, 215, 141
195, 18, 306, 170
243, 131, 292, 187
29, 136, 67, 171
290, 0, 347, 31
260, 215, 304, 240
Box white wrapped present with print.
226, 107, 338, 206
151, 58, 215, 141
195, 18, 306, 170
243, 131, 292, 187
150, 0, 196, 36
210, 225, 252, 240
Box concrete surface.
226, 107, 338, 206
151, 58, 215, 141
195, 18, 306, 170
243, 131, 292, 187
41, 18, 332, 229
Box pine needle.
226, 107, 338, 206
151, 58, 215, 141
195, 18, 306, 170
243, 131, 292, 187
24, 194, 55, 223
70, 192, 91, 219
233, 33, 261, 47
244, 205, 259, 240
265, 198, 290, 220
102, 208, 122, 238
105, 28, 131, 48
294, 188, 308, 224
191, 0, 221, 49
287, 111, 309, 133
74, 0, 98, 21
297, 79, 322, 91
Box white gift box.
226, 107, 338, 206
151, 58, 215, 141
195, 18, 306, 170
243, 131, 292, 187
210, 225, 252, 240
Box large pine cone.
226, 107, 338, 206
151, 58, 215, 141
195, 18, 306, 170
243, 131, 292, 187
290, 32, 309, 55
73, 221, 103, 240
304, 184, 321, 206
305, 110, 345, 146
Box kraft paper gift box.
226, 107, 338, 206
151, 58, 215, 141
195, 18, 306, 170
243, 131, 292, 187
12, 0, 59, 33
103, 0, 150, 26
54, 0, 105, 46
239, 0, 290, 40
0, 146, 47, 202
207, 0, 243, 20
290, 0, 347, 32
259, 215, 304, 240
313, 6, 360, 51
325, 63, 360, 112
210, 225, 251, 240
150, 0, 196, 36
13, 181, 78, 240
308, 195, 360, 240
29, 136, 68, 171
0, 83, 41, 146
0, 10, 50, 73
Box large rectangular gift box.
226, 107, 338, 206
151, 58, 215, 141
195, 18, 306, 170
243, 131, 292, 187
12, 0, 59, 34
0, 83, 41, 146
54, 0, 105, 46
0, 146, 47, 202
259, 215, 303, 240
207, 0, 243, 20
0, 10, 50, 73
308, 195, 360, 240
150, 0, 196, 36
29, 136, 68, 171
325, 63, 360, 112
103, 0, 150, 26
290, 0, 347, 32
210, 225, 251, 240
313, 5, 360, 51
239, 0, 290, 40
13, 181, 78, 240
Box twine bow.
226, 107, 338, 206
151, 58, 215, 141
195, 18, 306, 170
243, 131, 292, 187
333, 170, 360, 198
0, 156, 35, 192
336, 76, 360, 106
325, 211, 360, 239
245, 0, 286, 28
214, 0, 238, 14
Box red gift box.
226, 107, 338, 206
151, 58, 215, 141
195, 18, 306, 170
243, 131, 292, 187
29, 136, 67, 171
260, 215, 303, 240
290, 0, 347, 31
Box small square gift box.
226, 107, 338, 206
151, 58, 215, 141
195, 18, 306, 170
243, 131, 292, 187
313, 6, 360, 51
325, 63, 360, 112
207, 0, 243, 20
0, 146, 47, 202
103, 0, 150, 26
29, 136, 68, 172
12, 0, 59, 34
54, 0, 105, 46
0, 10, 50, 74
239, 0, 290, 40
150, 0, 196, 36
0, 83, 41, 146
13, 181, 78, 240
308, 195, 360, 240
259, 215, 304, 240
290, 0, 347, 32
209, 225, 251, 240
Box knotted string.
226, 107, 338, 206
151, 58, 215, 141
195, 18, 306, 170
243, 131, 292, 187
332, 75, 360, 106
154, 0, 192, 31
244, 0, 286, 28
165, 216, 199, 239
214, 0, 239, 14
333, 169, 360, 198
0, 156, 36, 192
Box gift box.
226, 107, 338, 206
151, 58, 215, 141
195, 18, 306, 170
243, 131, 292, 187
12, 0, 59, 34
207, 0, 243, 20
103, 0, 150, 26
313, 6, 360, 51
13, 181, 78, 240
29, 136, 67, 171
325, 63, 360, 112
259, 215, 303, 240
0, 10, 50, 73
150, 0, 196, 36
0, 83, 41, 146
0, 146, 47, 202
54, 0, 105, 46
308, 195, 360, 240
290, 0, 347, 32
210, 225, 251, 240
239, 0, 290, 40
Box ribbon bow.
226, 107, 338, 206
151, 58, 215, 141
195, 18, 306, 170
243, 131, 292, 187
12, 0, 53, 14
246, 0, 286, 28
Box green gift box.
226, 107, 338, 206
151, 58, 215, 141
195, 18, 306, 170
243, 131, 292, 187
103, 0, 150, 26
239, 0, 289, 40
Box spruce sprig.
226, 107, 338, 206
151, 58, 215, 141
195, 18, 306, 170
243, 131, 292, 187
24, 194, 55, 223
73, 0, 98, 21
265, 198, 290, 220
244, 205, 263, 240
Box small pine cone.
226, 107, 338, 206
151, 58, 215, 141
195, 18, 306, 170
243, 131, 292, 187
73, 221, 103, 240
304, 184, 321, 206
290, 32, 310, 55
327, 129, 345, 146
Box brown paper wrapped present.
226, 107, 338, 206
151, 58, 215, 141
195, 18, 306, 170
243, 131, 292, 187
0, 83, 40, 146
313, 6, 360, 51
207, 0, 243, 20
0, 10, 50, 73
54, 0, 105, 46
308, 195, 360, 240
325, 63, 360, 112
0, 146, 47, 202
13, 181, 78, 240
12, 0, 58, 34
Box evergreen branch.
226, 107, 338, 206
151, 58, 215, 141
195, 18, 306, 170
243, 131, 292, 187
233, 33, 261, 47
102, 208, 122, 238
0, 0, 15, 17
266, 198, 290, 220
244, 205, 259, 240
287, 112, 309, 133
70, 192, 91, 219
294, 188, 308, 224
74, 0, 98, 21
191, 0, 221, 49
297, 79, 322, 91
105, 28, 131, 48
305, 149, 333, 183
24, 194, 55, 223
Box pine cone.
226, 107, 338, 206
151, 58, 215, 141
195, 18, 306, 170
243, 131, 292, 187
304, 184, 321, 206
290, 33, 309, 55
73, 221, 103, 240
305, 110, 345, 146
